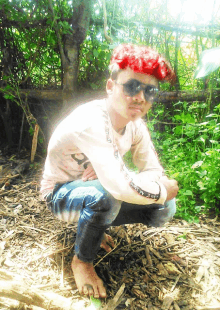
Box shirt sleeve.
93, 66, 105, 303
73, 120, 167, 205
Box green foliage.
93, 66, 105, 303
147, 101, 220, 222
125, 100, 220, 222
79, 35, 111, 89
30, 162, 41, 170
89, 296, 102, 309
1, 0, 219, 91
124, 150, 138, 171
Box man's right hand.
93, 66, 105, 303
159, 176, 179, 201
82, 164, 98, 182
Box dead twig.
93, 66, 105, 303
0, 183, 32, 197
94, 241, 121, 267
145, 245, 153, 267
170, 274, 181, 292
31, 124, 39, 163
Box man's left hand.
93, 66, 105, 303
159, 175, 179, 201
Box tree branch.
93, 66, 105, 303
102, 0, 113, 43
131, 21, 220, 39
47, 0, 66, 67
1, 12, 219, 40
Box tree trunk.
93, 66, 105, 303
48, 0, 91, 109
62, 36, 80, 105
62, 0, 92, 108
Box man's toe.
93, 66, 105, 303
99, 287, 107, 298
86, 284, 95, 297
100, 242, 112, 252
93, 286, 100, 298
83, 284, 91, 296
97, 281, 106, 298
106, 234, 115, 248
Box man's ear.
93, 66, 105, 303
106, 78, 114, 95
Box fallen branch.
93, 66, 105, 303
102, 283, 125, 310
13, 88, 220, 104
0, 280, 79, 310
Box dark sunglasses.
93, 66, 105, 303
115, 79, 159, 103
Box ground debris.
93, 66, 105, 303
0, 158, 220, 309
161, 296, 174, 310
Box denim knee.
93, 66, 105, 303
83, 188, 112, 212
149, 198, 176, 227
82, 190, 121, 226
48, 181, 121, 225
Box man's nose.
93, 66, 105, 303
133, 90, 145, 103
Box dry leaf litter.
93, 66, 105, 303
0, 157, 220, 310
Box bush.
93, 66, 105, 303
146, 101, 220, 222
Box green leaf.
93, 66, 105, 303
93, 49, 99, 57
4, 85, 12, 90
184, 190, 193, 196
177, 234, 187, 239
29, 127, 34, 136
90, 296, 102, 309
4, 94, 14, 100
174, 125, 183, 135
194, 47, 220, 79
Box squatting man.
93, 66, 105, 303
41, 44, 179, 299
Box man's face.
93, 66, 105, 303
107, 68, 159, 123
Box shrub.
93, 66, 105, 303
146, 101, 220, 222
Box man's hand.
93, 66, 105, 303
159, 176, 179, 201
82, 164, 98, 182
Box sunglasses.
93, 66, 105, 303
115, 79, 159, 103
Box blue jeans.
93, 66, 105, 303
46, 180, 176, 262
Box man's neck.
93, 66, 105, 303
106, 100, 128, 134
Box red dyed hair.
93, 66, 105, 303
110, 44, 175, 83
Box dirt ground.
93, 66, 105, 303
0, 157, 220, 310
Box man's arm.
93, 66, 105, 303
82, 164, 178, 201
73, 126, 167, 205
130, 120, 179, 201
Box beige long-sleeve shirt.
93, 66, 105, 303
41, 99, 167, 204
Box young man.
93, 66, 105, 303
41, 44, 179, 299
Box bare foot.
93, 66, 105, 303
71, 255, 107, 298
100, 233, 115, 252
